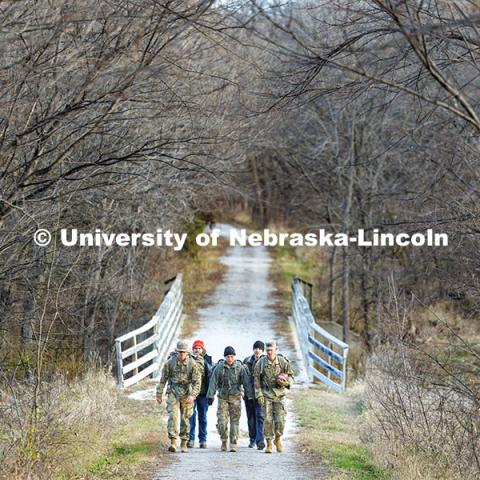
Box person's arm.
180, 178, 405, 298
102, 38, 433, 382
205, 357, 213, 382
284, 358, 295, 388
189, 359, 202, 400
241, 365, 254, 400
156, 362, 170, 403
206, 365, 219, 402
253, 360, 264, 405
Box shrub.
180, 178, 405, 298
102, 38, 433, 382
362, 304, 480, 480
0, 366, 120, 479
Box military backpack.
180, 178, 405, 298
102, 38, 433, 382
165, 350, 202, 380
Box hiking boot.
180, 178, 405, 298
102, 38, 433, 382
265, 439, 273, 453
230, 442, 237, 452
187, 439, 194, 448
274, 434, 283, 452
248, 439, 255, 448
221, 439, 228, 451
180, 439, 188, 452
199, 442, 207, 449
168, 438, 177, 452
257, 441, 265, 450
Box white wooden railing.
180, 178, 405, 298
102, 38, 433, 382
114, 274, 183, 388
291, 277, 349, 392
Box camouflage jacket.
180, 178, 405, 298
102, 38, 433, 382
253, 354, 294, 400
207, 359, 253, 400
156, 353, 201, 399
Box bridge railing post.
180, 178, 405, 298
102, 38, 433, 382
115, 339, 124, 388
291, 276, 349, 393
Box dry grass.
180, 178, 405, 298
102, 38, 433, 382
0, 366, 120, 479
413, 300, 480, 346
0, 373, 172, 480
69, 382, 169, 480
293, 384, 388, 480
362, 346, 480, 480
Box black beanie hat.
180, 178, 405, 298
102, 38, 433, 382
224, 346, 236, 356
253, 340, 265, 351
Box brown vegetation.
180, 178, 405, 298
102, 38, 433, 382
1, 1, 479, 478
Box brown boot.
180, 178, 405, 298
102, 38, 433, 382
180, 439, 188, 452
230, 442, 237, 452
221, 439, 228, 451
265, 439, 273, 453
274, 435, 283, 452
168, 438, 177, 452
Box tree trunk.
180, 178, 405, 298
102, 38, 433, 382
341, 118, 356, 344
250, 155, 265, 226
360, 252, 371, 352
328, 246, 337, 324
341, 248, 350, 344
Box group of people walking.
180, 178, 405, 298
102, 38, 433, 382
156, 339, 294, 454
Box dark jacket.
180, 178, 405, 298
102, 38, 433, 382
243, 354, 264, 393
199, 352, 213, 396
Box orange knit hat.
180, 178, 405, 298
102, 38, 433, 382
192, 339, 205, 350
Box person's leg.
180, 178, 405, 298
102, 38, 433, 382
272, 398, 286, 437
263, 397, 274, 453
166, 393, 179, 439
217, 398, 229, 450
166, 393, 179, 452
188, 399, 198, 444
229, 397, 241, 451
255, 400, 265, 447
244, 398, 256, 446
197, 395, 208, 444
179, 399, 194, 441
272, 399, 286, 452
263, 397, 273, 439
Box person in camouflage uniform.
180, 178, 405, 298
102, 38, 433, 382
156, 340, 201, 453
254, 340, 294, 453
207, 346, 253, 452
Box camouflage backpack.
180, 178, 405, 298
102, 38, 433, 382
166, 350, 202, 377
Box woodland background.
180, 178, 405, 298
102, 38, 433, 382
0, 1, 479, 479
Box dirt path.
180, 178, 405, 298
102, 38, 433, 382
154, 447, 323, 480
141, 224, 324, 479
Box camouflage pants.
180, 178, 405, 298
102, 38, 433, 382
216, 396, 241, 442
263, 397, 286, 439
166, 393, 194, 440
